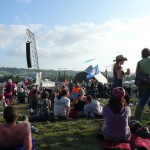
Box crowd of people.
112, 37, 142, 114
0, 48, 149, 148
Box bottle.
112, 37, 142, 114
30, 108, 33, 113
126, 68, 130, 75
31, 126, 39, 133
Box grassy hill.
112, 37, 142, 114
0, 67, 79, 79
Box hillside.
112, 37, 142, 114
0, 67, 135, 81
0, 67, 79, 78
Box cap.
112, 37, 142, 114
112, 87, 126, 99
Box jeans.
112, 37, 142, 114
138, 88, 150, 107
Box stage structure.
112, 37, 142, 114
26, 29, 41, 84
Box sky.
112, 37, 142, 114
1, 0, 150, 73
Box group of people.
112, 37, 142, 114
101, 48, 150, 142
28, 85, 103, 121
112, 48, 150, 122
0, 48, 149, 148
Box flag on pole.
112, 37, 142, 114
87, 65, 99, 79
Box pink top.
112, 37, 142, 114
4, 82, 15, 96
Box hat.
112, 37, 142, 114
8, 79, 12, 83
112, 87, 126, 99
20, 88, 24, 93
113, 55, 127, 62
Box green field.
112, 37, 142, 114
0, 98, 149, 150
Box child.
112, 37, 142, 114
17, 88, 26, 104
101, 87, 131, 142
84, 95, 103, 118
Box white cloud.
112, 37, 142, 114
1, 16, 150, 71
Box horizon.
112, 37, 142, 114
0, 66, 136, 75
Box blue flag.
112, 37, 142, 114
87, 65, 99, 79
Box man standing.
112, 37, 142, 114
4, 79, 15, 104
134, 48, 150, 121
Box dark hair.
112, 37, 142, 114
86, 95, 93, 102
141, 48, 150, 58
108, 95, 127, 114
57, 89, 68, 100
113, 62, 121, 76
32, 89, 38, 94
3, 106, 18, 123
41, 91, 49, 99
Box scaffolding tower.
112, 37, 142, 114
26, 29, 41, 84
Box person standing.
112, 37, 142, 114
134, 48, 150, 121
112, 55, 130, 104
112, 55, 130, 88
68, 80, 74, 95
4, 79, 15, 104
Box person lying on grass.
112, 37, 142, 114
0, 106, 32, 150
101, 87, 131, 142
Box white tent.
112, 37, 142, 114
85, 65, 108, 84
41, 79, 55, 88
94, 72, 108, 84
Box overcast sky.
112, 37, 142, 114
1, 0, 150, 72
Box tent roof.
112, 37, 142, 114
73, 71, 108, 84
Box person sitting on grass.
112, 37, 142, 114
54, 89, 70, 120
17, 88, 27, 104
72, 88, 87, 117
0, 105, 32, 150
84, 95, 103, 118
29, 89, 41, 110
29, 90, 51, 122
73, 88, 86, 104
101, 87, 131, 142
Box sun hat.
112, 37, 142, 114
112, 87, 126, 99
113, 55, 127, 62
8, 79, 12, 83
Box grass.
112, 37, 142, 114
0, 97, 149, 150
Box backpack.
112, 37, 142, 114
135, 62, 150, 88
5, 84, 12, 92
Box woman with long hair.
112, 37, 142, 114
112, 55, 129, 88
112, 55, 130, 104
101, 87, 131, 142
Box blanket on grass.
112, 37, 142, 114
100, 134, 150, 150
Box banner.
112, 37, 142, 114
87, 65, 99, 79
